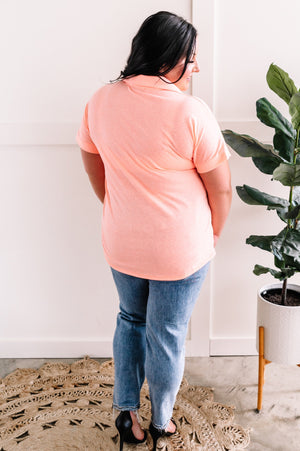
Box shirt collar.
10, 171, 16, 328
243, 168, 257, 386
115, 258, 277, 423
122, 75, 182, 93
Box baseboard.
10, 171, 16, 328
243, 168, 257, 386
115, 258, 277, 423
210, 337, 257, 356
0, 339, 113, 359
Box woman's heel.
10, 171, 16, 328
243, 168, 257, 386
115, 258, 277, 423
149, 419, 177, 451
119, 435, 124, 451
116, 411, 131, 451
152, 435, 158, 451
115, 411, 147, 449
149, 423, 160, 451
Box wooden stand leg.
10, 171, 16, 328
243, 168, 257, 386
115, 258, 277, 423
257, 326, 271, 413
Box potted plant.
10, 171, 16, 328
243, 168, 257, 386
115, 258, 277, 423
222, 63, 300, 370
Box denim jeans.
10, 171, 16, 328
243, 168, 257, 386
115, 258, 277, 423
111, 263, 210, 430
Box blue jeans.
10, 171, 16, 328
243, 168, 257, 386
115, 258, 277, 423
111, 263, 209, 429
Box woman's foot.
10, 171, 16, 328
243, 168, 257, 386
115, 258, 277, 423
115, 410, 147, 451
165, 419, 176, 434
149, 419, 177, 451
130, 411, 146, 440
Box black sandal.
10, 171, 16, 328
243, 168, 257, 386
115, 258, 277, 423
115, 411, 147, 451
149, 418, 177, 450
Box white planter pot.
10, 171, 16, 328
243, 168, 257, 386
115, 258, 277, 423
256, 283, 300, 365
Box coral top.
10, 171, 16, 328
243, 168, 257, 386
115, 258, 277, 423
77, 75, 229, 280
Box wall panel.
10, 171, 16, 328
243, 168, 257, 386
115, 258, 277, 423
193, 0, 300, 355
1, 0, 210, 358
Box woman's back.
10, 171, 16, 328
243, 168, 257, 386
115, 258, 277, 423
77, 74, 229, 279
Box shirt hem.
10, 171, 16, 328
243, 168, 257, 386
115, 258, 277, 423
76, 133, 99, 154
103, 246, 216, 281
197, 152, 230, 174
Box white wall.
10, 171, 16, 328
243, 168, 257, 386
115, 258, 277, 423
1, 0, 300, 358
195, 0, 300, 354
0, 0, 193, 358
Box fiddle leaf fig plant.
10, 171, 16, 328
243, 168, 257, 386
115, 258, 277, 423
222, 64, 300, 305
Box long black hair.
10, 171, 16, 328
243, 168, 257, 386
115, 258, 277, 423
113, 11, 197, 83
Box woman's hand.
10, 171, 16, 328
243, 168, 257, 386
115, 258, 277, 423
213, 234, 219, 247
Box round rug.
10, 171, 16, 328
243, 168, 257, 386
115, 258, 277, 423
0, 357, 250, 450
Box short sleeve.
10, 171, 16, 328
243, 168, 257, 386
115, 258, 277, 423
191, 99, 230, 173
76, 103, 99, 154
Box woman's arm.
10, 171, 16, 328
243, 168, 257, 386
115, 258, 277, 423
81, 149, 106, 203
200, 160, 232, 246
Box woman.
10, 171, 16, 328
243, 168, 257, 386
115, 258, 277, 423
77, 11, 231, 450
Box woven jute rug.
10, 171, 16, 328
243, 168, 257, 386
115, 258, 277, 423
0, 357, 250, 450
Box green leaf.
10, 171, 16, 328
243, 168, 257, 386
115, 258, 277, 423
289, 92, 300, 130
253, 264, 297, 280
266, 64, 298, 105
222, 130, 283, 174
281, 229, 300, 259
252, 156, 282, 175
246, 235, 275, 252
256, 97, 295, 139
293, 186, 300, 204
273, 163, 300, 186
271, 228, 300, 270
236, 185, 289, 208
274, 256, 285, 269
247, 230, 300, 272
285, 204, 300, 220
271, 228, 287, 261
275, 207, 289, 223
222, 130, 280, 159
273, 130, 295, 163
286, 187, 300, 221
